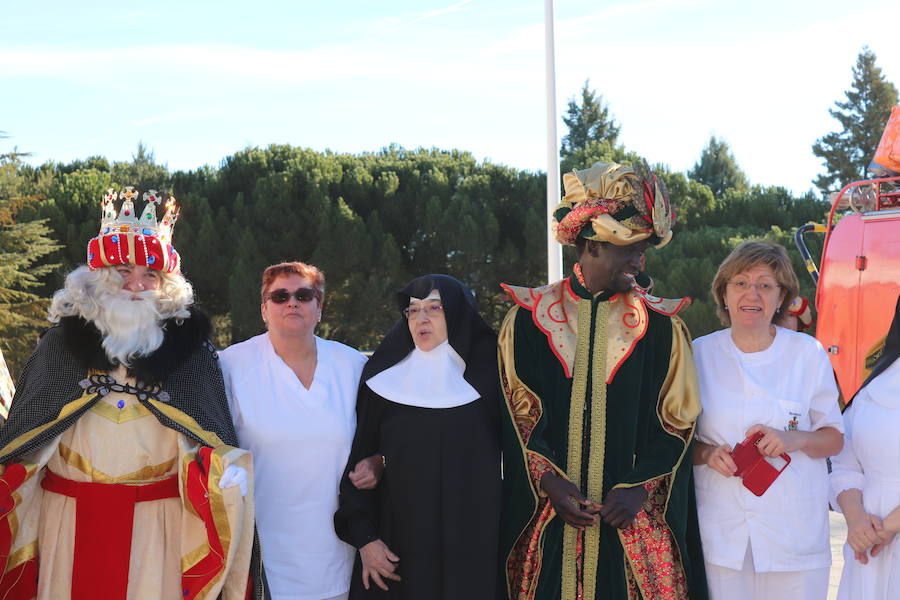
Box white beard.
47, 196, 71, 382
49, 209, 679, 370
92, 290, 165, 366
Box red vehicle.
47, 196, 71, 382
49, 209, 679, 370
795, 176, 900, 404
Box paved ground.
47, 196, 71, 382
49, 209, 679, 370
828, 511, 847, 600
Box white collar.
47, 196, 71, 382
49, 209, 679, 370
365, 340, 479, 408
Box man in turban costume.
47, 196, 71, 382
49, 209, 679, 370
499, 162, 708, 600
0, 187, 267, 599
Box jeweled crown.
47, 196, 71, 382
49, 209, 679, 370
99, 187, 179, 243
87, 186, 181, 273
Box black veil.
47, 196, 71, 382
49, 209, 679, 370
854, 295, 900, 402
361, 274, 498, 406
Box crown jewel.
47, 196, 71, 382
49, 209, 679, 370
87, 186, 181, 273
99, 187, 179, 244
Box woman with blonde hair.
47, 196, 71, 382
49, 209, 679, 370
692, 241, 844, 600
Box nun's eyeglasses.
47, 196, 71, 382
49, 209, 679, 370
403, 304, 444, 319
268, 288, 319, 304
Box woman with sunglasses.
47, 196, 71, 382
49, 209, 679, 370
334, 274, 501, 599
220, 262, 377, 600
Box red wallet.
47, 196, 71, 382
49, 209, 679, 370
730, 432, 791, 496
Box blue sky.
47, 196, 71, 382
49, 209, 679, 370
2, 0, 898, 195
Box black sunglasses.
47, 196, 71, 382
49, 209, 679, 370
267, 288, 319, 304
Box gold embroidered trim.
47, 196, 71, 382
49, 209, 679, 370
57, 443, 177, 483
0, 391, 96, 459
582, 301, 609, 599
191, 446, 236, 599
499, 307, 569, 599
7, 540, 36, 569
126, 235, 136, 267
89, 398, 153, 424
3, 462, 39, 574
181, 542, 208, 572
147, 399, 224, 448
614, 317, 698, 598
561, 297, 593, 600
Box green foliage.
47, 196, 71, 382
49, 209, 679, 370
688, 136, 749, 198
560, 80, 621, 160
167, 144, 546, 349
0, 149, 61, 377
559, 139, 643, 179
112, 143, 170, 191
654, 167, 716, 230
812, 47, 899, 194
1, 114, 835, 377
648, 185, 829, 338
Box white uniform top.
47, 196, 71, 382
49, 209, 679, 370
829, 358, 900, 600
220, 333, 366, 600
693, 327, 843, 572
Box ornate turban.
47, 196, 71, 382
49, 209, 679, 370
552, 161, 673, 248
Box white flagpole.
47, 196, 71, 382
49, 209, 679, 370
544, 0, 563, 283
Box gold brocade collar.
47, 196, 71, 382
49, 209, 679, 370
501, 277, 689, 382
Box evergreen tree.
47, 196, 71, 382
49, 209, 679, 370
227, 230, 267, 344
559, 139, 643, 180
812, 47, 899, 194
688, 136, 749, 198
0, 148, 61, 377
654, 168, 715, 230
560, 80, 621, 159
111, 142, 170, 191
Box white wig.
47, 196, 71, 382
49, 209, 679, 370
48, 265, 195, 365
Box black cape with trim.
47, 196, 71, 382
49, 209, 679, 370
0, 307, 270, 600
0, 308, 237, 460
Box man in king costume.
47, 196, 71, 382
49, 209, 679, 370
0, 187, 268, 599
499, 162, 708, 600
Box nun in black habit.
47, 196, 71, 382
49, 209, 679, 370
334, 274, 501, 600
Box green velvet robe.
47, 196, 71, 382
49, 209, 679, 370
498, 275, 708, 600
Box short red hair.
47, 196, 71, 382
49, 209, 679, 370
260, 261, 325, 303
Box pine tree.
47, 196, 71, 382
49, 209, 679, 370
560, 80, 621, 159
111, 142, 170, 190
812, 47, 899, 194
0, 146, 61, 378
688, 136, 749, 198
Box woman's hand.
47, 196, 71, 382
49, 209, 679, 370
846, 512, 884, 555
359, 539, 401, 591
349, 454, 384, 490
868, 527, 897, 559
744, 424, 802, 457
694, 441, 737, 477
540, 472, 600, 529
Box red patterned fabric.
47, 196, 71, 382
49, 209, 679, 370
506, 499, 555, 600
501, 367, 543, 445
618, 479, 688, 600
555, 198, 626, 245
527, 453, 558, 489
87, 232, 180, 273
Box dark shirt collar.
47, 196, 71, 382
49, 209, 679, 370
569, 272, 615, 302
